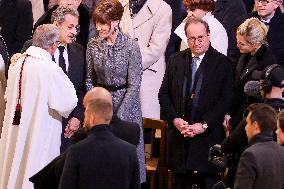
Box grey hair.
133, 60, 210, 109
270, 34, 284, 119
51, 6, 79, 24
237, 17, 268, 45
32, 24, 60, 49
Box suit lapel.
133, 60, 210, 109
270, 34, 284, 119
239, 56, 257, 81
67, 44, 73, 77
133, 0, 161, 29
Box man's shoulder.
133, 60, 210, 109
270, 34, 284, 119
68, 42, 85, 52
244, 140, 284, 157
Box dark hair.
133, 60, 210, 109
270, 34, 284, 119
92, 0, 123, 25
184, 17, 210, 34
278, 110, 284, 132
183, 0, 215, 12
247, 103, 277, 131
51, 6, 79, 24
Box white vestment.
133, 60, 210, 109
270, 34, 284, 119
0, 46, 78, 189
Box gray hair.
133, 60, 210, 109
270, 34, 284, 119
32, 24, 60, 49
237, 17, 268, 45
51, 6, 79, 24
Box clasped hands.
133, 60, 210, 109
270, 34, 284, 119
64, 117, 81, 138
173, 118, 205, 137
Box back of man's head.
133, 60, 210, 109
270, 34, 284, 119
32, 24, 60, 50
83, 87, 113, 128
248, 103, 277, 131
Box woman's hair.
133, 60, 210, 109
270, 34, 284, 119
278, 110, 284, 132
92, 0, 123, 25
183, 0, 215, 12
237, 17, 268, 45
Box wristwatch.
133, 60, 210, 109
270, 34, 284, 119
202, 122, 208, 130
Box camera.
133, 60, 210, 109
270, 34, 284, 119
209, 144, 235, 169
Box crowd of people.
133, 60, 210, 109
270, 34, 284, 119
0, 0, 284, 189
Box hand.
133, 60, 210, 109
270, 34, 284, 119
182, 123, 205, 137
173, 118, 189, 133
223, 114, 231, 133
10, 53, 22, 66
64, 117, 81, 138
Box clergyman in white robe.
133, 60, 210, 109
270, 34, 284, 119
0, 45, 78, 189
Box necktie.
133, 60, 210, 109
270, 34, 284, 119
191, 56, 200, 90
58, 46, 67, 74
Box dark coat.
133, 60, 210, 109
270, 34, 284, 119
249, 8, 284, 67
0, 0, 33, 55
29, 116, 140, 189
22, 40, 85, 152
34, 4, 90, 48
59, 124, 140, 189
159, 46, 234, 173
164, 0, 183, 60
231, 45, 276, 128
214, 0, 247, 63
222, 98, 284, 187
234, 131, 284, 189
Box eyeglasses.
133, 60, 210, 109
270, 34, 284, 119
255, 0, 275, 6
187, 35, 208, 44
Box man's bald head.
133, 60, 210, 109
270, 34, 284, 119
83, 87, 112, 108
83, 87, 113, 128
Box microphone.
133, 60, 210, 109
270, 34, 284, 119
244, 81, 261, 96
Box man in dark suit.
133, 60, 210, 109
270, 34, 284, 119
214, 0, 247, 63
29, 87, 140, 189
34, 0, 90, 48
22, 6, 85, 153
0, 0, 33, 55
248, 0, 284, 66
59, 87, 140, 189
234, 103, 284, 189
159, 18, 234, 189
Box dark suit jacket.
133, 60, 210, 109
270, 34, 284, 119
234, 131, 284, 189
214, 0, 247, 63
0, 0, 33, 55
29, 116, 140, 189
249, 8, 284, 67
59, 124, 140, 189
22, 40, 85, 152
159, 46, 234, 173
34, 4, 90, 48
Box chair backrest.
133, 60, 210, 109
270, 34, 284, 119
143, 118, 167, 167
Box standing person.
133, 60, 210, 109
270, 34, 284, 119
0, 35, 8, 133
120, 0, 172, 120
0, 0, 33, 55
234, 103, 284, 189
34, 0, 90, 48
277, 109, 284, 145
0, 24, 78, 189
214, 0, 247, 63
159, 18, 234, 189
175, 0, 228, 55
230, 18, 276, 129
248, 0, 284, 66
22, 6, 86, 153
59, 87, 140, 189
85, 0, 145, 183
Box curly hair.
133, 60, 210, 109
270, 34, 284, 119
183, 0, 215, 12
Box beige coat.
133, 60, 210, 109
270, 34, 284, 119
120, 0, 172, 119
0, 55, 6, 135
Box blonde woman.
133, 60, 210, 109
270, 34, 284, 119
231, 17, 278, 129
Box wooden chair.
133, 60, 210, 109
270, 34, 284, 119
143, 118, 168, 189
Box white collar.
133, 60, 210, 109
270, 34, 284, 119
24, 46, 53, 61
